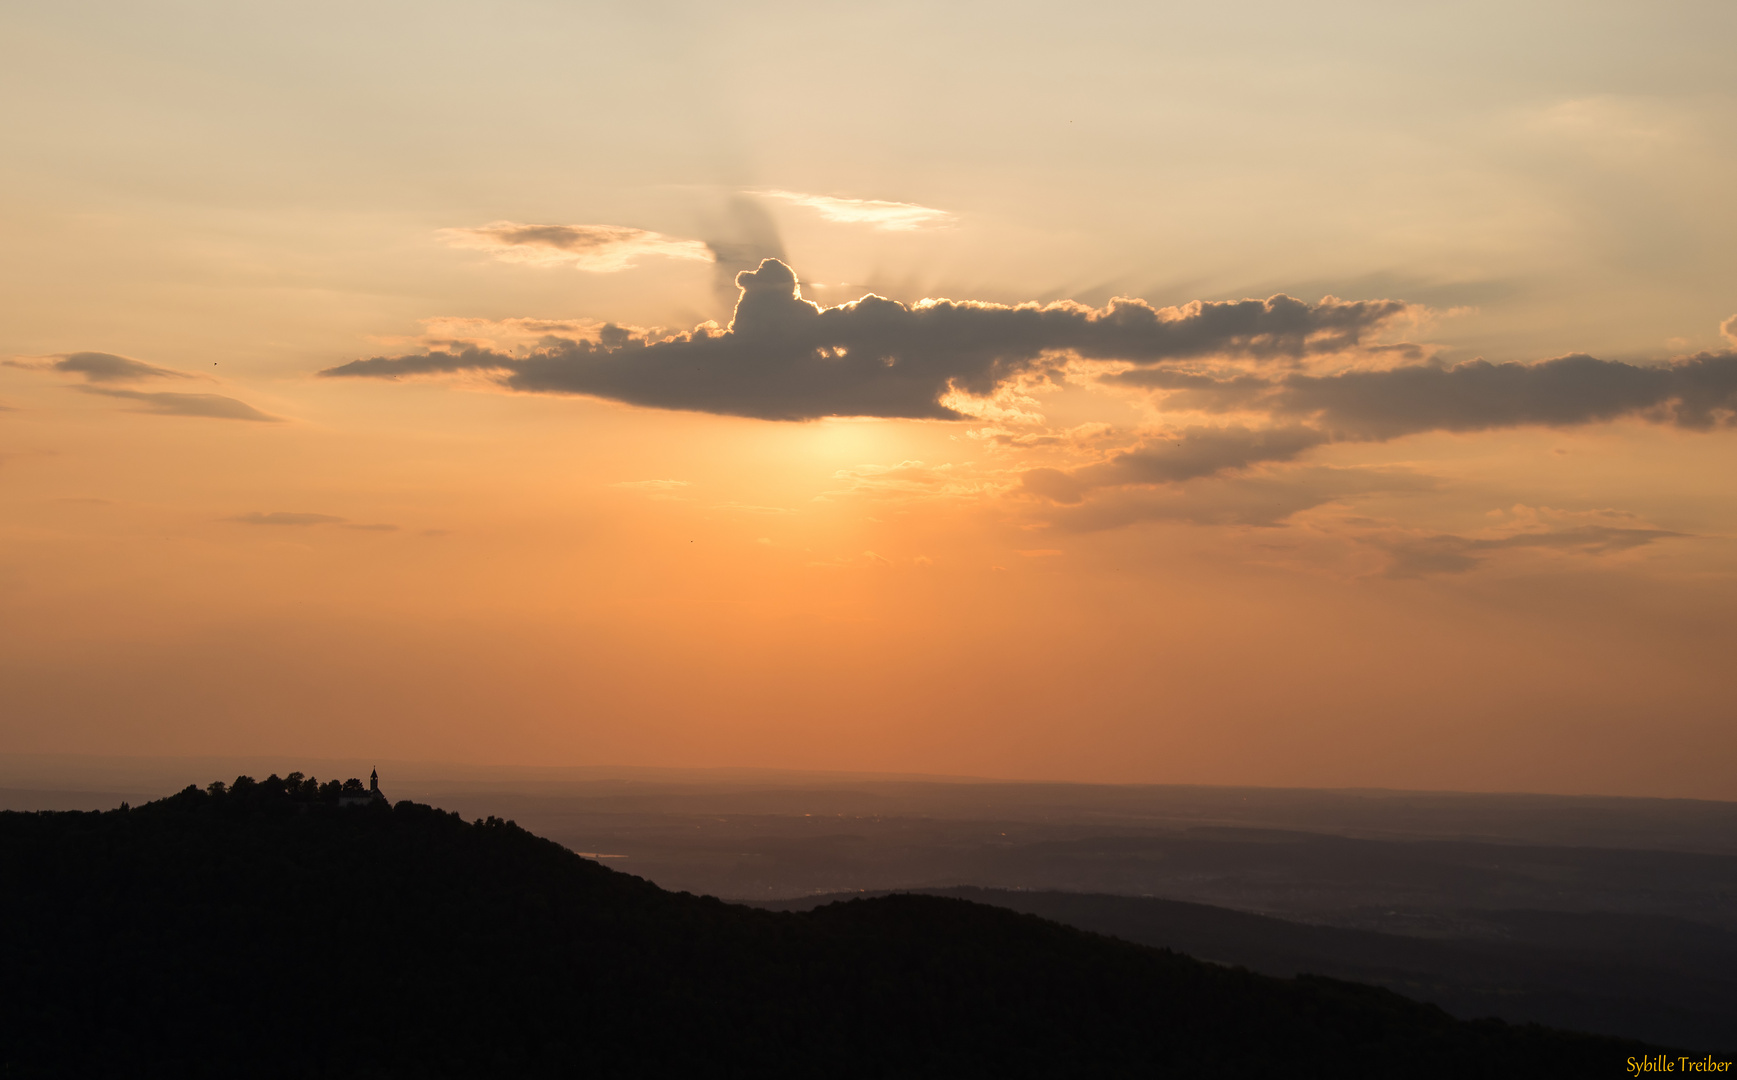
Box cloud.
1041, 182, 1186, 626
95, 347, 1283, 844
968, 422, 1118, 451
1025, 426, 1330, 503
225, 512, 398, 530
322, 264, 1737, 544
807, 550, 895, 570
6, 350, 280, 421
1030, 344, 1737, 499
322, 259, 1410, 421
1044, 467, 1437, 531
228, 512, 346, 526
439, 221, 714, 272
54, 352, 197, 384
1116, 350, 1737, 438
1103, 425, 1330, 483
820, 460, 996, 501
714, 503, 797, 515
1722, 314, 1737, 347
611, 479, 691, 498
611, 479, 690, 491
755, 190, 954, 231
1273, 352, 1737, 437
1380, 524, 1684, 577
5, 351, 199, 384
80, 387, 281, 422
371, 316, 609, 353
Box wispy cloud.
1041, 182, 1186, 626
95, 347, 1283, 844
1025, 426, 1330, 504
712, 502, 798, 515
1037, 467, 1435, 531
81, 387, 280, 422
821, 460, 996, 501
226, 511, 397, 530
1379, 523, 1685, 577
610, 479, 692, 502
1110, 348, 1737, 440
755, 190, 953, 231
371, 316, 610, 353
55, 352, 199, 383
228, 512, 346, 526
1027, 336, 1737, 500
611, 479, 690, 492
7, 350, 281, 421
5, 351, 202, 384
439, 221, 714, 272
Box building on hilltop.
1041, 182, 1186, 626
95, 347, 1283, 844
337, 769, 388, 808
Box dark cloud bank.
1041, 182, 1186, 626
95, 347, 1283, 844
322, 260, 1411, 421
324, 260, 1737, 491
1031, 351, 1737, 503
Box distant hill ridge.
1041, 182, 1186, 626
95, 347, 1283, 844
760, 887, 1737, 1052
0, 774, 1667, 1078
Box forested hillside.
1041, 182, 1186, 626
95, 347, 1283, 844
0, 776, 1663, 1078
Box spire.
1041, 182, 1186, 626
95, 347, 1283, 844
370, 768, 378, 793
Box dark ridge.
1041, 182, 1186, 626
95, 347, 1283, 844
759, 887, 1737, 1051
0, 774, 1669, 1078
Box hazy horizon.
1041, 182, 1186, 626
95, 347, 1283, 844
8, 749, 1737, 802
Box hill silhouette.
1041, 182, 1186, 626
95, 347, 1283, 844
760, 887, 1737, 1050
0, 775, 1666, 1078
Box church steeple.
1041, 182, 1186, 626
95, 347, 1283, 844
370, 768, 379, 794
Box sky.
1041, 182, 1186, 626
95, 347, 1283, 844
2, 0, 1735, 798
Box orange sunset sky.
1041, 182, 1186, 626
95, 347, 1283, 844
3, 1, 1735, 798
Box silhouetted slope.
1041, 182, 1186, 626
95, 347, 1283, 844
0, 777, 1663, 1078
763, 888, 1736, 1051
